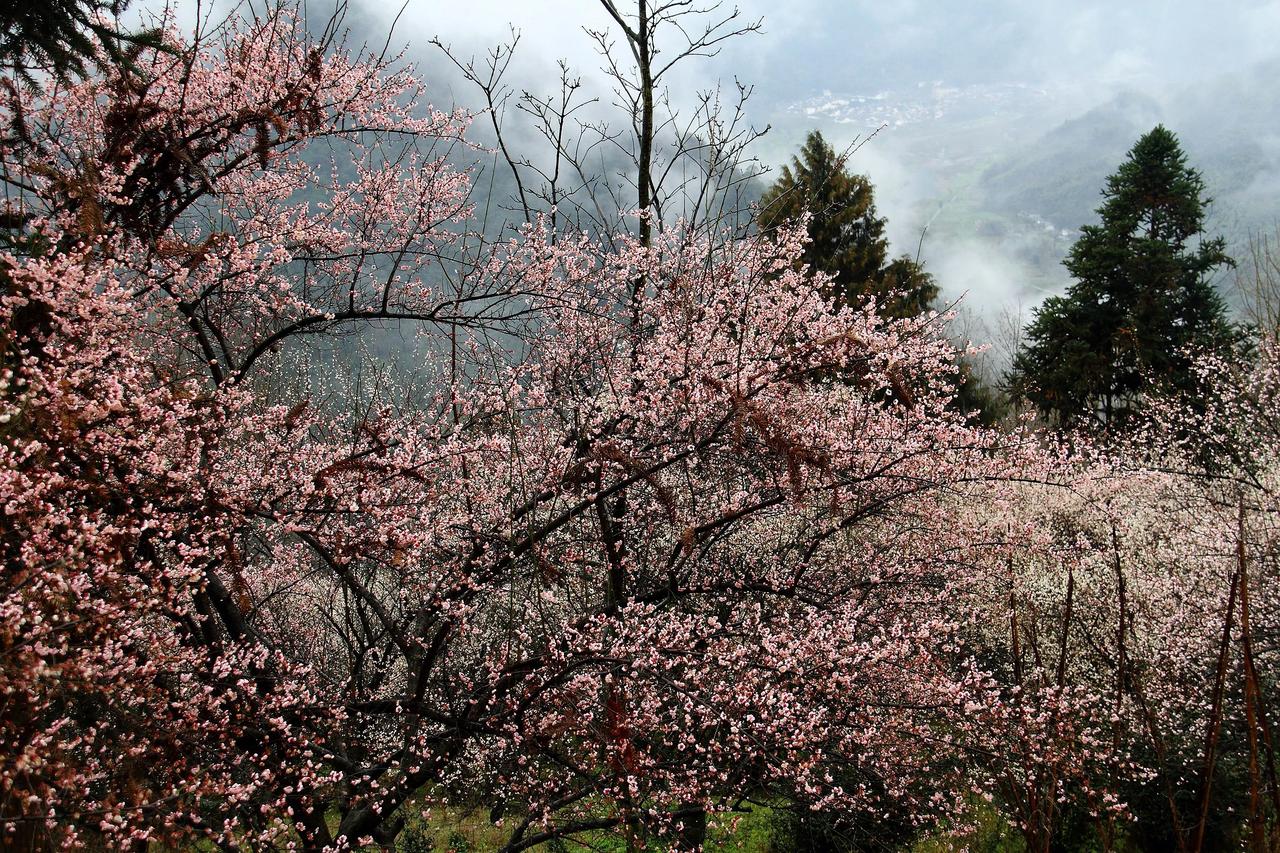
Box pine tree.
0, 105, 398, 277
759, 130, 937, 319
1009, 125, 1236, 430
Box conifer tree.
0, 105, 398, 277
1, 0, 162, 89
759, 130, 937, 319
1010, 125, 1236, 430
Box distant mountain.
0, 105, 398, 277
980, 90, 1163, 232
1170, 58, 1280, 248
981, 60, 1280, 247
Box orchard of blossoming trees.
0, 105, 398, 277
1, 2, 1278, 852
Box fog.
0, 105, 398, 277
359, 0, 1278, 331
148, 0, 1279, 338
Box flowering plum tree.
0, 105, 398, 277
961, 340, 1280, 851
0, 3, 1107, 851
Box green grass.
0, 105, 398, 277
390, 799, 1032, 852
146, 794, 1034, 851
395, 803, 777, 852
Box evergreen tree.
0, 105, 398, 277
760, 131, 1010, 423
1009, 125, 1236, 430
759, 130, 938, 319
1, 0, 162, 89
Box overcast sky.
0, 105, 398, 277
347, 0, 1280, 334
363, 0, 1280, 221
368, 0, 1280, 105
141, 0, 1277, 336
